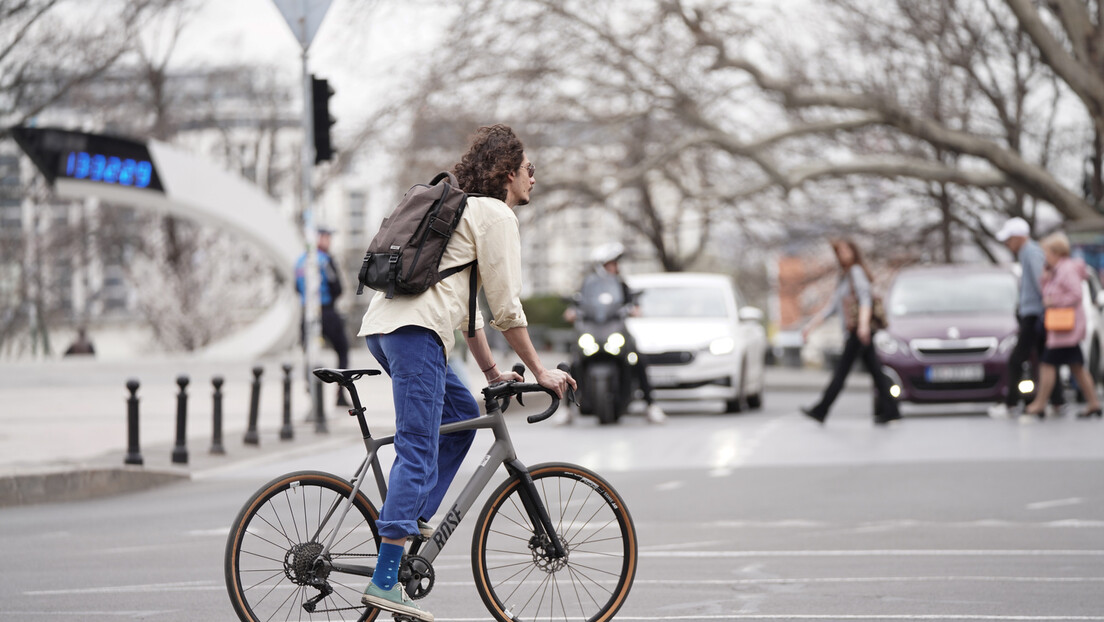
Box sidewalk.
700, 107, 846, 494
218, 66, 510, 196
0, 347, 399, 506
0, 348, 845, 506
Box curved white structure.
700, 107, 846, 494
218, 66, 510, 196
11, 127, 304, 359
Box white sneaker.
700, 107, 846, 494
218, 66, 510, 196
987, 403, 1010, 419
645, 403, 667, 424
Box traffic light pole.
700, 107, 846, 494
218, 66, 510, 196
273, 0, 333, 424
300, 45, 322, 423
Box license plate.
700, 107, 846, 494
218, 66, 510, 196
650, 373, 677, 387
925, 364, 984, 383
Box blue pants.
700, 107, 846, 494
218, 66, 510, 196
366, 326, 479, 540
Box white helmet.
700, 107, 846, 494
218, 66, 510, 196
590, 242, 625, 266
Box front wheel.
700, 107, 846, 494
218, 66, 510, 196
471, 462, 637, 622
225, 470, 382, 622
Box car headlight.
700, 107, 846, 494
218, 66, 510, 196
999, 334, 1018, 354
709, 337, 736, 356
873, 331, 900, 356
578, 333, 599, 357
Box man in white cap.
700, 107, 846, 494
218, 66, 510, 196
989, 217, 1065, 418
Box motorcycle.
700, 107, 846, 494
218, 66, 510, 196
570, 271, 639, 425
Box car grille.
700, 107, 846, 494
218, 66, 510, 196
643, 351, 696, 366
910, 337, 997, 359
909, 374, 1001, 392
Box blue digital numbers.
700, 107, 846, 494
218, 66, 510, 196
64, 151, 153, 189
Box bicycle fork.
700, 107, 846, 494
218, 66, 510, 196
505, 459, 568, 559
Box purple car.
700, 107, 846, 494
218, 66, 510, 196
873, 265, 1020, 404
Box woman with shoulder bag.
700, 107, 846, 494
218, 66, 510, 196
1022, 232, 1102, 419
800, 238, 901, 425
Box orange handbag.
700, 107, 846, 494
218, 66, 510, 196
1044, 307, 1076, 332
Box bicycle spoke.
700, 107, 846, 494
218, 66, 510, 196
245, 569, 287, 593
240, 548, 286, 566
281, 490, 304, 545
254, 512, 296, 549
488, 529, 533, 544
566, 563, 606, 610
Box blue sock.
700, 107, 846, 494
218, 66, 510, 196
371, 542, 404, 591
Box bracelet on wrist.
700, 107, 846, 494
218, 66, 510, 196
481, 363, 497, 374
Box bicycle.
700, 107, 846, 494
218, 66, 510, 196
224, 363, 638, 622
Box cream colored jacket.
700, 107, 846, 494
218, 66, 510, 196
357, 195, 528, 356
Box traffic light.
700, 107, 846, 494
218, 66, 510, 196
311, 75, 335, 164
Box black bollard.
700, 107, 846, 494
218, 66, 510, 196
172, 375, 189, 464
124, 379, 143, 466
244, 366, 262, 446
313, 376, 328, 434
280, 363, 294, 440
210, 376, 226, 455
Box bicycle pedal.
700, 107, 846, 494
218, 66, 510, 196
391, 614, 425, 622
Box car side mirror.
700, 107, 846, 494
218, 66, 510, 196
738, 307, 764, 323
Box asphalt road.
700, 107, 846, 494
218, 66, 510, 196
1, 387, 1102, 621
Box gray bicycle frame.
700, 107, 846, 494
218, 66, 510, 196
320, 393, 555, 577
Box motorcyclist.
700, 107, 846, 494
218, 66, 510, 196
561, 243, 667, 424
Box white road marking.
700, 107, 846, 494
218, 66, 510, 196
0, 612, 176, 618
527, 616, 1104, 621
1028, 497, 1084, 510
641, 549, 1104, 558
630, 576, 1104, 584
25, 574, 1104, 597
25, 580, 221, 595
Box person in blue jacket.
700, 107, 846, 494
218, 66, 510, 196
296, 228, 350, 404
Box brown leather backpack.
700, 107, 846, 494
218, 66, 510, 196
356, 172, 478, 335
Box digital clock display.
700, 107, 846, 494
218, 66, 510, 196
9, 126, 165, 192
64, 151, 154, 188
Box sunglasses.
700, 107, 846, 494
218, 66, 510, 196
520, 162, 535, 178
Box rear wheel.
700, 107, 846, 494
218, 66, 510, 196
225, 470, 381, 622
471, 463, 637, 622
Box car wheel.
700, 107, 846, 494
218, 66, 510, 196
724, 362, 748, 413
746, 392, 762, 409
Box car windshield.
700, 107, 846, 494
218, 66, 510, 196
889, 272, 1017, 316
637, 286, 729, 318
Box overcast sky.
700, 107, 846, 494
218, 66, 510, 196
172, 0, 447, 128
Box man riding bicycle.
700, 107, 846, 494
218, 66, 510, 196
356, 124, 575, 621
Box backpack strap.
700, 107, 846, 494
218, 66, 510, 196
427, 181, 465, 238
439, 260, 479, 337
467, 262, 478, 338
385, 244, 401, 299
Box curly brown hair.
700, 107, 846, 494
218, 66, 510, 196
453, 124, 524, 201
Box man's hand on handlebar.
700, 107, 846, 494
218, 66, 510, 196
536, 366, 576, 399
489, 369, 523, 384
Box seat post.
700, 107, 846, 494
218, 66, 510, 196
344, 382, 372, 439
